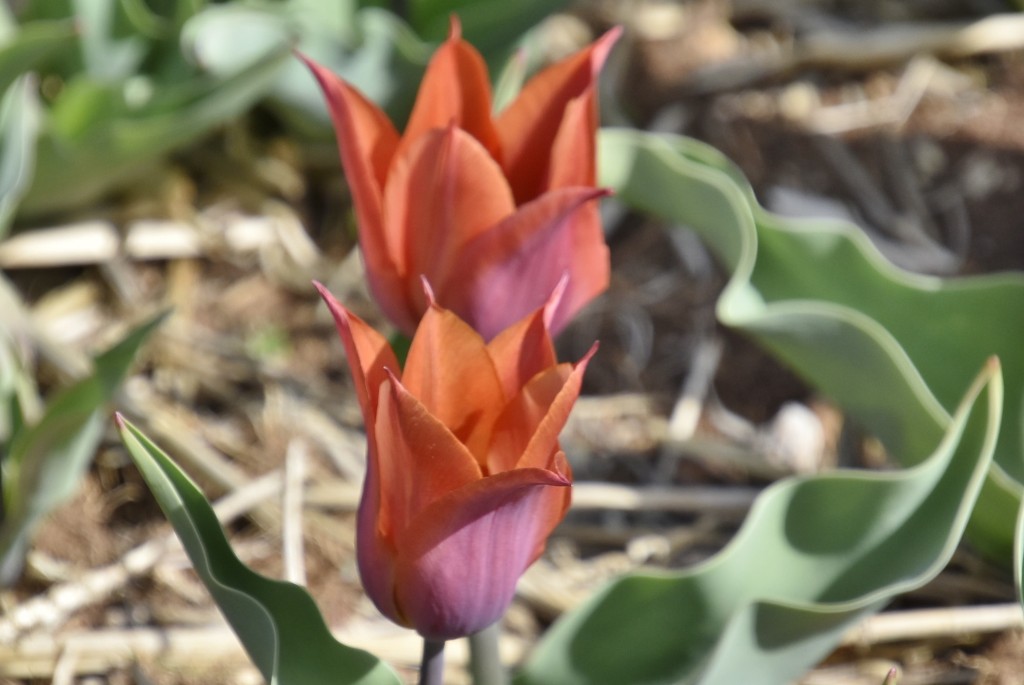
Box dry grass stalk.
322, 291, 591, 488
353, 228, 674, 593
0, 471, 283, 643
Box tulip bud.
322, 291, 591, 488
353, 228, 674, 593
316, 280, 595, 639
302, 20, 620, 339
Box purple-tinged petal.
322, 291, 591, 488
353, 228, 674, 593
441, 187, 608, 339
392, 468, 569, 640
374, 373, 483, 538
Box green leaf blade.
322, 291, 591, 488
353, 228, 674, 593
598, 127, 1024, 561
518, 360, 1002, 685
117, 418, 401, 685
0, 313, 164, 584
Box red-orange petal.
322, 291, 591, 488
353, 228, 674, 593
515, 343, 597, 471
393, 17, 501, 167
299, 55, 396, 239
494, 27, 621, 203
439, 187, 608, 340
392, 467, 569, 640
401, 302, 506, 465
486, 362, 572, 475
299, 56, 414, 332
318, 282, 404, 625
526, 451, 573, 562
486, 285, 562, 400
314, 282, 399, 425
384, 125, 516, 316
374, 373, 483, 538
547, 94, 597, 189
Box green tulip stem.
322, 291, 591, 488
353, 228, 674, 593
469, 623, 508, 685
419, 638, 446, 685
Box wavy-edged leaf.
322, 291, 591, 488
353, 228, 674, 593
598, 128, 1024, 561
116, 417, 402, 685
0, 313, 164, 584
519, 358, 1002, 685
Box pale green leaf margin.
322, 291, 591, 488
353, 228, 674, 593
513, 128, 1009, 685
519, 344, 1001, 685
595, 129, 1024, 561
117, 417, 402, 685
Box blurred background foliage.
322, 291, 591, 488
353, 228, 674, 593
0, 0, 567, 220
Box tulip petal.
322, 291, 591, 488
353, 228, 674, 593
487, 363, 571, 475
486, 285, 562, 400
525, 451, 573, 563
384, 126, 516, 315
487, 343, 596, 474
298, 54, 399, 197
393, 467, 570, 640
495, 27, 621, 202
548, 198, 609, 335
402, 302, 506, 464
515, 344, 598, 470
548, 93, 597, 189
314, 282, 399, 424
396, 16, 501, 165
300, 56, 413, 332
375, 374, 483, 538
441, 187, 608, 340
317, 282, 405, 625
355, 438, 402, 626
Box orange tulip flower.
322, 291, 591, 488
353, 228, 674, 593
316, 279, 594, 639
302, 20, 620, 340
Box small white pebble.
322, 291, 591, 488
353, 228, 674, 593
762, 402, 825, 474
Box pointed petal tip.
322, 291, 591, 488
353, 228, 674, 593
543, 274, 571, 329
313, 280, 338, 305
447, 14, 462, 40
295, 52, 335, 86
113, 412, 126, 429
602, 25, 625, 44
593, 25, 624, 65
578, 341, 600, 368
314, 281, 355, 331
420, 275, 439, 309
548, 468, 572, 487
564, 186, 612, 205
